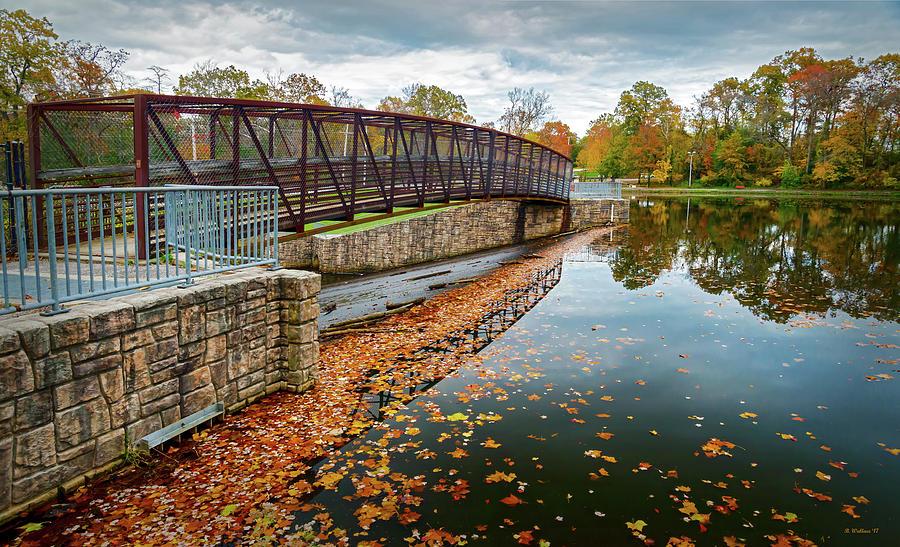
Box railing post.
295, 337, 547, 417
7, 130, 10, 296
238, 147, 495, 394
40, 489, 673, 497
134, 94, 150, 259
42, 193, 66, 315
271, 190, 281, 269
180, 188, 194, 287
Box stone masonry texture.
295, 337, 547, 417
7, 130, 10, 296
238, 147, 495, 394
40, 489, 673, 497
279, 198, 629, 273
0, 268, 319, 522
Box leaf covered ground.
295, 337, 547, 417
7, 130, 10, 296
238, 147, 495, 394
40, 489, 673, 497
6, 229, 610, 546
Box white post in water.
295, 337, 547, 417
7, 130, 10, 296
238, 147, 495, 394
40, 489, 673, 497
688, 150, 695, 187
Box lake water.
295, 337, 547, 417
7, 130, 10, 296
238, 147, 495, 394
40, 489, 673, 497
294, 197, 899, 546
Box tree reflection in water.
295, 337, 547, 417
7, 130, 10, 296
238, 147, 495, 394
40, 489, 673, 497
608, 197, 898, 322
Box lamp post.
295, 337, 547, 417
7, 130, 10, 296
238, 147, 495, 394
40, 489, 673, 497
687, 151, 696, 187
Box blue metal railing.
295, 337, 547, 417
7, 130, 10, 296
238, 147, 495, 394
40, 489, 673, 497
1, 185, 279, 315
570, 181, 622, 199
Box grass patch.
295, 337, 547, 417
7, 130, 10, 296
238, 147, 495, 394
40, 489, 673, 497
324, 203, 467, 235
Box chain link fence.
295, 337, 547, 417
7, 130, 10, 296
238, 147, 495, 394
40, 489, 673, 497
30, 94, 573, 248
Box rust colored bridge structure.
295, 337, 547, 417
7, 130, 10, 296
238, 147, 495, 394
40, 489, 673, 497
27, 94, 572, 250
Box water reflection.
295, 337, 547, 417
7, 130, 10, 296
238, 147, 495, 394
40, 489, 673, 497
351, 260, 563, 421
611, 198, 899, 322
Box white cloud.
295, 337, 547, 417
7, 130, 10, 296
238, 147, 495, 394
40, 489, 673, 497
6, 0, 899, 134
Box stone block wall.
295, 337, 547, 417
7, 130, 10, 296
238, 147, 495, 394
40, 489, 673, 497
0, 268, 319, 522
280, 198, 630, 273
570, 198, 630, 230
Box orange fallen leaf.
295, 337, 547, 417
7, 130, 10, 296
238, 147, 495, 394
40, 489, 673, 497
500, 494, 525, 506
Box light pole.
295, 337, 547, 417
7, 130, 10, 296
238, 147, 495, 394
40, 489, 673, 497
687, 151, 696, 188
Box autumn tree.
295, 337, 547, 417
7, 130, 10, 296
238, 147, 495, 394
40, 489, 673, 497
578, 115, 627, 179
627, 124, 666, 181
847, 53, 900, 173
53, 41, 130, 98
529, 120, 575, 156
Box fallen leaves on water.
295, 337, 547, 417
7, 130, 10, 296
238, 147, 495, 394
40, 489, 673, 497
626, 519, 647, 532
771, 510, 799, 523
841, 504, 861, 519
482, 438, 502, 449
485, 471, 517, 484
500, 494, 525, 506
795, 486, 832, 502
700, 438, 736, 458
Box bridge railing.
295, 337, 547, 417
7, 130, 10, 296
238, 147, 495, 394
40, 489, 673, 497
28, 94, 573, 248
571, 180, 622, 199
1, 185, 278, 315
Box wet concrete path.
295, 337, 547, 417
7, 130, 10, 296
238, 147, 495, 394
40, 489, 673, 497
316, 238, 552, 329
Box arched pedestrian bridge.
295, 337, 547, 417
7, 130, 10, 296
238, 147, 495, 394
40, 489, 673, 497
29, 94, 573, 236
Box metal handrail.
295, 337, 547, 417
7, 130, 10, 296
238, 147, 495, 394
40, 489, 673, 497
1, 185, 279, 315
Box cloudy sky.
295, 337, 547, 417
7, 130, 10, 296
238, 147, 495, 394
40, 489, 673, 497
11, 0, 900, 133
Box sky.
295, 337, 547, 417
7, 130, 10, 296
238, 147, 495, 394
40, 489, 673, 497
11, 0, 900, 134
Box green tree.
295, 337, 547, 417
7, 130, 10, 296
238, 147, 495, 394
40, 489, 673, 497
615, 81, 668, 134
0, 9, 60, 139
175, 61, 267, 99
265, 71, 328, 104
378, 83, 474, 123
779, 160, 802, 188
716, 132, 748, 183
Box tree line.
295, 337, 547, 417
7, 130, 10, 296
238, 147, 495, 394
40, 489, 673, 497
2, 9, 896, 188
579, 49, 899, 189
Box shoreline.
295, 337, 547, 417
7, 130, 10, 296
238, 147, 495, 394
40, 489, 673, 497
621, 186, 900, 201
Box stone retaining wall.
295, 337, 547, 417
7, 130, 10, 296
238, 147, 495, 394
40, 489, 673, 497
280, 198, 629, 273
0, 268, 319, 523
569, 198, 630, 230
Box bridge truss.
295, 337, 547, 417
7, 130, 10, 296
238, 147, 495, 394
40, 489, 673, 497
28, 94, 573, 251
